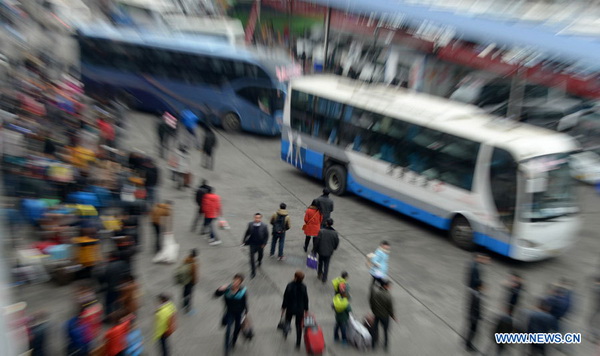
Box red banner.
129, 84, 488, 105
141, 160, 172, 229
245, 0, 259, 43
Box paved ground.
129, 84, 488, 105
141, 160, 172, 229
10, 109, 600, 356
3, 10, 600, 356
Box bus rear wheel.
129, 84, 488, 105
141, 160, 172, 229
325, 165, 347, 195
222, 112, 241, 132
450, 215, 475, 251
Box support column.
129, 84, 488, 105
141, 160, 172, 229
323, 7, 332, 71
507, 67, 525, 120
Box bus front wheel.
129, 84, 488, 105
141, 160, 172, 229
325, 165, 347, 195
222, 112, 241, 132
450, 215, 475, 250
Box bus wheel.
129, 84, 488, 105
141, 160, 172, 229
450, 215, 475, 250
222, 112, 241, 132
325, 165, 347, 195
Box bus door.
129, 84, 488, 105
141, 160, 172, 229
230, 80, 284, 133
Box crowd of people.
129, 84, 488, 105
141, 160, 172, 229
464, 252, 589, 355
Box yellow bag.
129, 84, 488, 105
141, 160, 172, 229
333, 294, 349, 313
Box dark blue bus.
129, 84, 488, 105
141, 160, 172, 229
76, 24, 300, 135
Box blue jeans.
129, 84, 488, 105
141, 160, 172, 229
224, 312, 243, 353
270, 233, 285, 257
334, 321, 348, 341
203, 217, 217, 240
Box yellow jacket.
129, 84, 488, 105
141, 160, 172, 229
154, 301, 176, 340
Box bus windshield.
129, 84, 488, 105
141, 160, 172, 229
522, 154, 578, 221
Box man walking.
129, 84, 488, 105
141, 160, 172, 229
143, 159, 159, 208
215, 274, 248, 356
527, 299, 558, 356
369, 279, 397, 351
504, 272, 524, 316
104, 250, 127, 318
190, 180, 210, 233
315, 188, 334, 227
281, 271, 309, 350
465, 281, 484, 352
202, 123, 217, 170
150, 201, 172, 253
467, 253, 490, 290
270, 203, 291, 260
154, 294, 176, 356
201, 187, 222, 246
242, 213, 269, 279
314, 219, 339, 283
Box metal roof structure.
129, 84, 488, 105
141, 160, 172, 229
309, 0, 600, 72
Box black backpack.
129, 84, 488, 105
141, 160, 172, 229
273, 214, 286, 234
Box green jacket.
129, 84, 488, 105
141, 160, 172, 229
369, 285, 394, 319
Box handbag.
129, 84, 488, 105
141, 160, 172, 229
306, 254, 318, 270
241, 314, 254, 340
218, 218, 230, 230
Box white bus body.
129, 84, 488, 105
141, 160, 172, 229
282, 75, 580, 261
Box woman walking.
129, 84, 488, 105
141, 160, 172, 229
215, 274, 248, 356
302, 200, 323, 253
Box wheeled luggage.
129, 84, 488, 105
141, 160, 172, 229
346, 314, 372, 350
304, 315, 325, 355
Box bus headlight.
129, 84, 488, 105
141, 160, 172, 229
518, 239, 540, 248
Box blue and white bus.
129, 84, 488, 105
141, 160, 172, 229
76, 23, 300, 135
282, 75, 580, 261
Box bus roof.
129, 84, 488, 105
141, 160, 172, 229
77, 23, 299, 83
76, 22, 258, 64
291, 75, 579, 161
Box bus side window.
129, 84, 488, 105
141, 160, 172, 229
290, 90, 314, 134
490, 148, 518, 232
314, 98, 341, 143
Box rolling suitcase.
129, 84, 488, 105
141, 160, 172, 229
304, 315, 325, 355
347, 314, 372, 350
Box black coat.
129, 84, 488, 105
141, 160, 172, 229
282, 281, 309, 314
243, 222, 269, 246
315, 195, 334, 220
215, 286, 248, 315
144, 165, 159, 188
203, 129, 217, 154
315, 227, 339, 257
105, 259, 127, 292
467, 261, 481, 289
468, 289, 483, 322
195, 184, 210, 208
527, 310, 558, 333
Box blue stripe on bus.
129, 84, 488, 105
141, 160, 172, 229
281, 142, 511, 256
281, 140, 324, 179
474, 232, 511, 256
346, 171, 450, 230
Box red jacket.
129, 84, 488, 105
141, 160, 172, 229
302, 206, 322, 237
201, 193, 222, 219
105, 319, 130, 356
